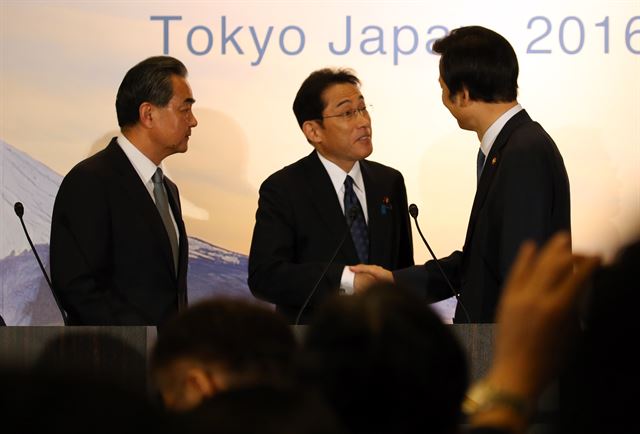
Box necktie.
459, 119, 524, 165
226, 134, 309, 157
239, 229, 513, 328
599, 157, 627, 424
343, 175, 369, 264
476, 149, 486, 184
152, 168, 179, 275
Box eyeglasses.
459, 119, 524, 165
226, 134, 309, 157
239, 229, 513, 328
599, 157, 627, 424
320, 105, 372, 121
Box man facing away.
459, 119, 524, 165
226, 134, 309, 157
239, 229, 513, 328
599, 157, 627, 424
248, 68, 414, 323
353, 26, 571, 323
50, 56, 197, 325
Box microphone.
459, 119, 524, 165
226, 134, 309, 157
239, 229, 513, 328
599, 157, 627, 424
14, 202, 69, 325
408, 203, 471, 323
295, 206, 358, 326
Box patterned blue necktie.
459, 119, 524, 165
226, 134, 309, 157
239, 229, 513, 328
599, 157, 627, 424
476, 148, 486, 184
344, 175, 369, 264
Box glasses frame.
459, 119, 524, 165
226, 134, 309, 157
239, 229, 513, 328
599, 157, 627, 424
319, 104, 373, 121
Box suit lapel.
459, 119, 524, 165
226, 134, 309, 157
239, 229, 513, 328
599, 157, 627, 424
302, 152, 359, 264
361, 161, 390, 265
165, 179, 187, 272
104, 139, 176, 277
462, 110, 532, 251
165, 178, 188, 307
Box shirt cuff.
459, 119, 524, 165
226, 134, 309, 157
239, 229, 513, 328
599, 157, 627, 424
340, 266, 355, 295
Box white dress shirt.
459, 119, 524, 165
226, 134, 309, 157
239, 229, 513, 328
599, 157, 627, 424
117, 134, 179, 244
478, 104, 523, 168
317, 152, 368, 294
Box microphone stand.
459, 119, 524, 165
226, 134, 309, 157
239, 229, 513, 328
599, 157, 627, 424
294, 207, 358, 326
409, 203, 471, 323
14, 202, 69, 325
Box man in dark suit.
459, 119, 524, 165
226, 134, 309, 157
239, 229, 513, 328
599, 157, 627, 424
248, 68, 413, 324
353, 26, 571, 323
50, 56, 197, 325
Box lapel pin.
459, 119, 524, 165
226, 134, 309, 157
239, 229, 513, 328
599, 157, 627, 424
491, 157, 497, 166
381, 196, 392, 215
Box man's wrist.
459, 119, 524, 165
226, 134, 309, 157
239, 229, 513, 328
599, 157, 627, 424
463, 378, 532, 432
340, 266, 355, 295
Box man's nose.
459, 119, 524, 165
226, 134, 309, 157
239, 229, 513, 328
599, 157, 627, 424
355, 109, 371, 127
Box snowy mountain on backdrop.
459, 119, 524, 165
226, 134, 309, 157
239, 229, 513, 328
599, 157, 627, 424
0, 139, 251, 325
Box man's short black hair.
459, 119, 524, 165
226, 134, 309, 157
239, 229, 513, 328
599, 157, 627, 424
292, 68, 360, 129
151, 298, 296, 387
434, 26, 518, 103
116, 56, 188, 128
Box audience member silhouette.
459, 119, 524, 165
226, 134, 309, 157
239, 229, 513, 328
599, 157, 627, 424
35, 331, 147, 395
299, 284, 469, 434
176, 385, 348, 434
557, 236, 639, 434
464, 232, 600, 433
150, 298, 297, 411
0, 367, 164, 433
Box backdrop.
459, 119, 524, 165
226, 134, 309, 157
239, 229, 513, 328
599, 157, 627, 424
1, 0, 638, 324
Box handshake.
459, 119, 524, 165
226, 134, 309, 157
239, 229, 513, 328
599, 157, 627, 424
348, 232, 598, 330
351, 264, 394, 293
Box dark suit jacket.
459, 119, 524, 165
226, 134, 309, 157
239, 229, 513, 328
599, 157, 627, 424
394, 110, 571, 323
248, 151, 414, 323
50, 138, 188, 326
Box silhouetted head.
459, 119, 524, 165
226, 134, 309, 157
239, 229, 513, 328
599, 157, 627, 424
300, 284, 469, 434
151, 298, 296, 411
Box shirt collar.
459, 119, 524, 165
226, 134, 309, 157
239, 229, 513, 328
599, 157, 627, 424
316, 151, 364, 193
117, 133, 162, 183
479, 104, 523, 157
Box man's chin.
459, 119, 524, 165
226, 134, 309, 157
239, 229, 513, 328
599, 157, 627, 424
175, 141, 189, 154
357, 141, 373, 159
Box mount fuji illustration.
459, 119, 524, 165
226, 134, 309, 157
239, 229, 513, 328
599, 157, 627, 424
0, 139, 253, 326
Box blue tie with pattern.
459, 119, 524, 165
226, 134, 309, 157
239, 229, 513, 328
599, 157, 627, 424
344, 175, 369, 264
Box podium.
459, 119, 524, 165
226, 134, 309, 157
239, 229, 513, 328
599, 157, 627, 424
0, 324, 494, 386
292, 323, 495, 381
0, 326, 156, 393
449, 324, 495, 381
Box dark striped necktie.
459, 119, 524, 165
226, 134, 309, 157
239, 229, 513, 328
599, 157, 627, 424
343, 175, 369, 264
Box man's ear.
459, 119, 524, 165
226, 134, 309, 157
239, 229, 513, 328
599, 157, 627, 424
158, 363, 221, 412
185, 367, 219, 399
457, 86, 472, 108
139, 102, 154, 128
302, 120, 322, 144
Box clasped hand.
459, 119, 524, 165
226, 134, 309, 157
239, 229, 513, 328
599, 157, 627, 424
350, 264, 394, 293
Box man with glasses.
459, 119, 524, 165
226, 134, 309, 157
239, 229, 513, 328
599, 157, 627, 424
248, 68, 413, 324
